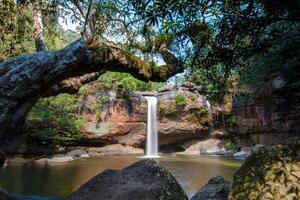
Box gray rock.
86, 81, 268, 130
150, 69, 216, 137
66, 159, 188, 200
35, 155, 74, 164
248, 144, 265, 152
180, 139, 226, 155
191, 176, 230, 200
66, 149, 88, 157
233, 150, 248, 158
87, 144, 144, 156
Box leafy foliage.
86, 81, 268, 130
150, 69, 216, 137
175, 94, 187, 108
0, 0, 35, 61
26, 94, 85, 145
225, 141, 241, 152
227, 115, 238, 126
98, 72, 165, 91
193, 107, 209, 118
188, 65, 239, 102
239, 30, 300, 91
157, 105, 178, 116
0, 0, 80, 61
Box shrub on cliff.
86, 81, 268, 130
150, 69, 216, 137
99, 72, 165, 92
175, 94, 187, 108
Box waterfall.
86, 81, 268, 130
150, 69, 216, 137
144, 96, 159, 158
205, 98, 212, 120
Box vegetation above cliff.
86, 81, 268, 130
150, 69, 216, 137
99, 72, 165, 92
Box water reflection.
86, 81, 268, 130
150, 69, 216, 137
0, 155, 242, 198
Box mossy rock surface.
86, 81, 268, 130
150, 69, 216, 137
229, 138, 300, 200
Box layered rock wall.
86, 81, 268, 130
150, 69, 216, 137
81, 84, 211, 149
232, 68, 300, 135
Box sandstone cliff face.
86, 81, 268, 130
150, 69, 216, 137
232, 67, 300, 136
80, 84, 211, 149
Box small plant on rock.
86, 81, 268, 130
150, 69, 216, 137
225, 141, 241, 152
227, 115, 238, 126
175, 94, 187, 108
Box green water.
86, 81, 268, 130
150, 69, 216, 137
0, 154, 242, 198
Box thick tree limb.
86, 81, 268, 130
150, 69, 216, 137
44, 72, 102, 96
0, 38, 183, 154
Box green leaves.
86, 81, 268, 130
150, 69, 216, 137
26, 94, 85, 145
98, 72, 165, 91
175, 94, 187, 108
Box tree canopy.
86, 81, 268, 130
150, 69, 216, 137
1, 0, 299, 100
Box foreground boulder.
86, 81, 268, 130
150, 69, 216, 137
191, 176, 230, 200
66, 159, 188, 200
229, 138, 300, 200
0, 187, 17, 200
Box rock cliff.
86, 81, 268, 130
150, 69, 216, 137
80, 83, 211, 150
231, 66, 300, 137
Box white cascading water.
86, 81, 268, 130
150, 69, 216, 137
205, 98, 212, 120
144, 96, 159, 158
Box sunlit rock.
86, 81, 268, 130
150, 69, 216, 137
229, 138, 300, 200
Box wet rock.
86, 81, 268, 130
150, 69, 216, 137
47, 155, 74, 163
232, 144, 266, 159
191, 176, 231, 200
232, 151, 248, 159
158, 85, 174, 93
35, 155, 74, 164
247, 144, 265, 152
181, 82, 196, 91
7, 156, 33, 164
180, 139, 226, 155
87, 144, 144, 156
229, 138, 300, 200
66, 149, 88, 157
66, 159, 188, 200
210, 129, 230, 139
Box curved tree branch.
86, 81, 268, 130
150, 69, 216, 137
44, 72, 103, 96
0, 38, 183, 154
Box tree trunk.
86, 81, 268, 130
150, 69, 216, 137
0, 38, 182, 155
32, 0, 46, 52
